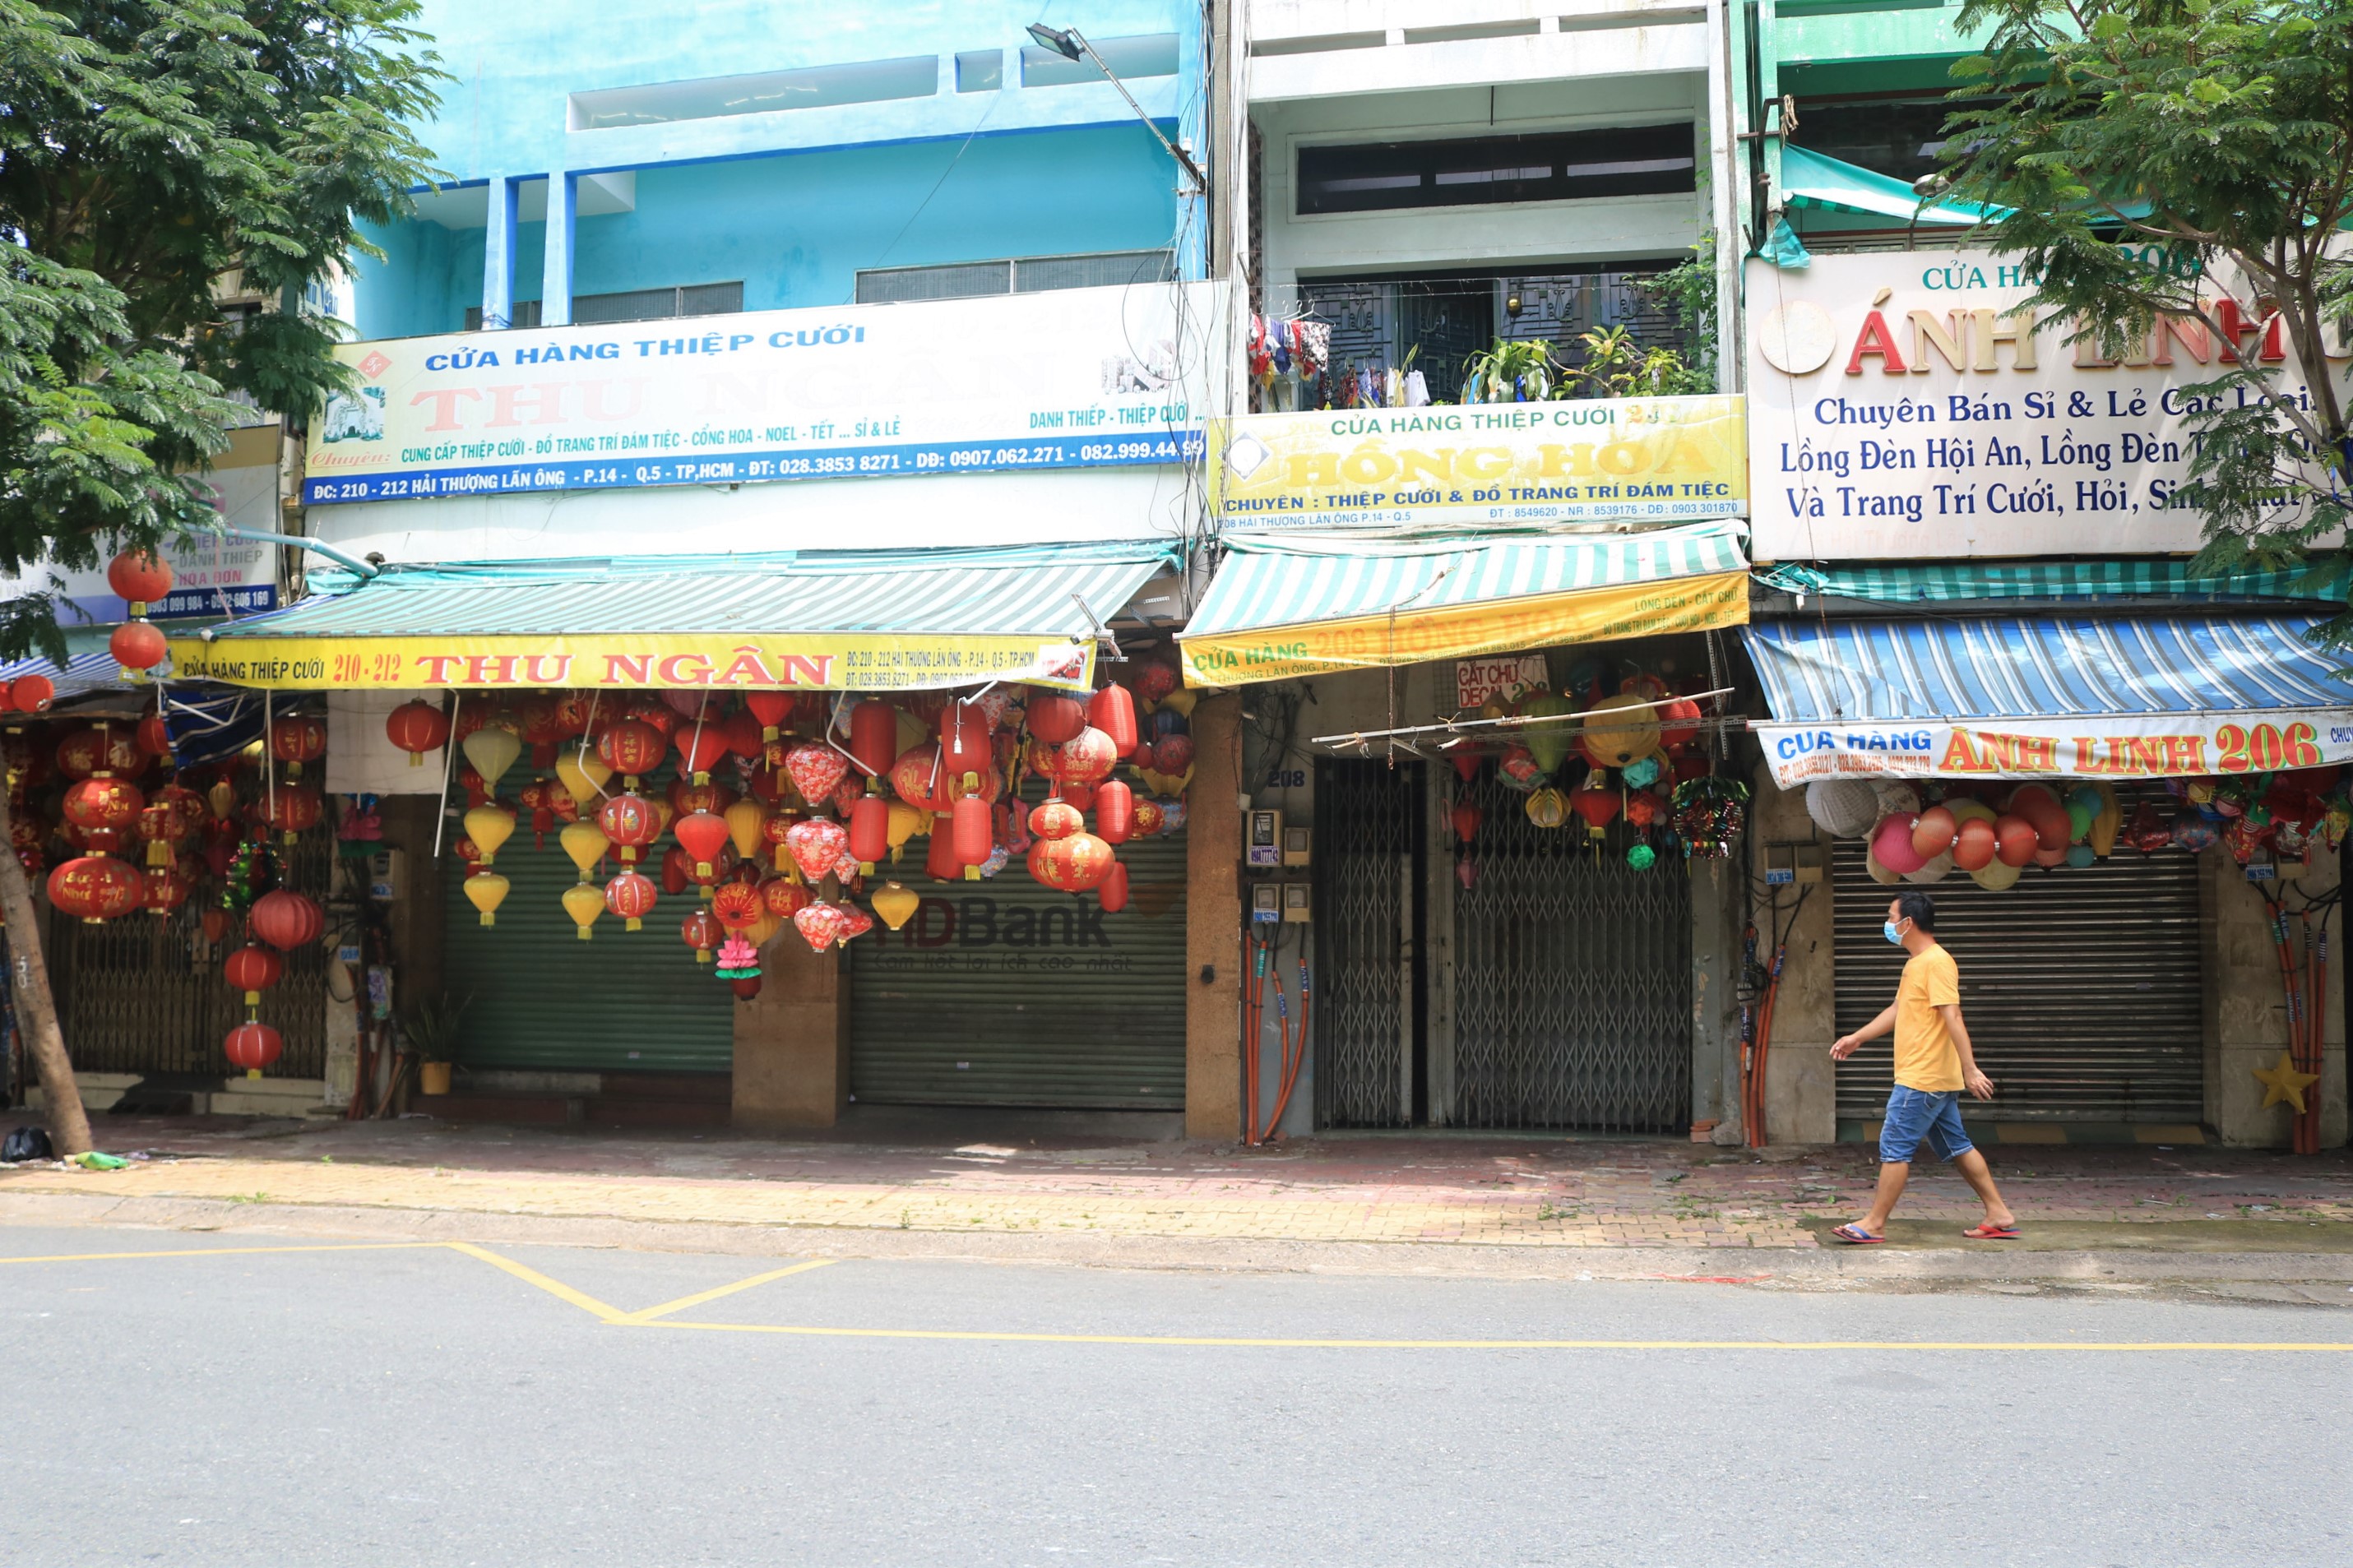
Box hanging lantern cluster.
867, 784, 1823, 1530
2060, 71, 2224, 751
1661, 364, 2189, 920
106, 549, 174, 679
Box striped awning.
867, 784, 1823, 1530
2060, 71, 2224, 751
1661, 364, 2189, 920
1179, 520, 1750, 686
169, 541, 1174, 692
1747, 613, 2353, 786
1754, 558, 2347, 607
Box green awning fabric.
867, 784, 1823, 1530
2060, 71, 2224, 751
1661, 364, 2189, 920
1778, 146, 2000, 228
1754, 559, 2349, 607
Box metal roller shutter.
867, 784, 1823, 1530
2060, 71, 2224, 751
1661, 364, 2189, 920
848, 830, 1188, 1108
443, 829, 734, 1073
1830, 828, 2203, 1125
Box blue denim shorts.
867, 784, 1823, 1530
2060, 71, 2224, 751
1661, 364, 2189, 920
1879, 1085, 1974, 1164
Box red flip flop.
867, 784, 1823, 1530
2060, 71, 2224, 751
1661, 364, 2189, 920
1829, 1223, 1884, 1245
1963, 1223, 2021, 1240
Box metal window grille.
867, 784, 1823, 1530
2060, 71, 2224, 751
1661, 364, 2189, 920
855, 250, 1174, 304
464, 281, 744, 331
1313, 759, 1422, 1128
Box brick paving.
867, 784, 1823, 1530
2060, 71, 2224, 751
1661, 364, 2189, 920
3, 1117, 2351, 1249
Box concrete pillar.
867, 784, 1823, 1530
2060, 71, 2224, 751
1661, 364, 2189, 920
1749, 774, 1837, 1145
481, 174, 519, 330
540, 172, 577, 327
733, 934, 850, 1129
1185, 691, 1244, 1140
2206, 849, 2346, 1149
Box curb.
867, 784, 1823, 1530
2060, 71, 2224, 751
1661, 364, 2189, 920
7, 1190, 2353, 1286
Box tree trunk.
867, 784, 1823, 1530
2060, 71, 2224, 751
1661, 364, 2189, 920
0, 786, 91, 1155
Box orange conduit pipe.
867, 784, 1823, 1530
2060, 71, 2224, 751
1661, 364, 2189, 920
1263, 955, 1310, 1138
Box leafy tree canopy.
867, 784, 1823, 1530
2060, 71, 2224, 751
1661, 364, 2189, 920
0, 1, 441, 660
1943, 0, 2353, 620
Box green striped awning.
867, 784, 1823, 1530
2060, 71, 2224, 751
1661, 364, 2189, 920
1754, 558, 2348, 607
169, 540, 1174, 692
1179, 520, 1750, 686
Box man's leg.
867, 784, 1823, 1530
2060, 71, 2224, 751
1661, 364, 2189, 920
1859, 1159, 1911, 1233
1952, 1147, 2017, 1228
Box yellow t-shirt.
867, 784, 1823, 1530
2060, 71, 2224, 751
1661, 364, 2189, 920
1892, 944, 1963, 1092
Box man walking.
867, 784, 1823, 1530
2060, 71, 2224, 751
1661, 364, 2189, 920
1827, 890, 2018, 1244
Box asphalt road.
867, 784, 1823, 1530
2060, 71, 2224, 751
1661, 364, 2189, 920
4, 1224, 2350, 1567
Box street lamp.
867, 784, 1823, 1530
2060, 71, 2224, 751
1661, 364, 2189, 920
1024, 24, 1207, 195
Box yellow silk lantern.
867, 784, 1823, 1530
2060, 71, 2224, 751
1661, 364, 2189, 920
460, 724, 522, 791
1580, 694, 1661, 768
1524, 787, 1569, 830
725, 797, 767, 861
2090, 782, 2122, 858
463, 805, 516, 865
561, 881, 604, 940
560, 821, 609, 881
463, 872, 510, 926
871, 880, 920, 931
744, 910, 783, 949
555, 750, 614, 807
885, 802, 924, 862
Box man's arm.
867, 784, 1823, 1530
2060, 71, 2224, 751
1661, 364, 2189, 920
1829, 1001, 1897, 1060
1939, 1002, 1994, 1099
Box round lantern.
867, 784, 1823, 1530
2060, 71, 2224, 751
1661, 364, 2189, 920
730, 974, 763, 1001
463, 872, 510, 926
1026, 832, 1115, 894
47, 855, 142, 923
2008, 784, 2070, 852
562, 881, 606, 940
1150, 733, 1194, 776
604, 869, 658, 931
63, 776, 145, 851
1870, 814, 1927, 877
596, 718, 667, 787
1952, 816, 1999, 872
785, 816, 849, 884
792, 900, 849, 953
1027, 799, 1081, 843
1087, 684, 1139, 756
1579, 695, 1662, 770
109, 619, 168, 676
137, 711, 171, 760
1992, 813, 2040, 867
1568, 778, 1619, 839
108, 548, 174, 613
462, 804, 515, 865
555, 750, 614, 807
598, 792, 660, 864
1526, 787, 1571, 830
516, 694, 566, 766
1134, 662, 1179, 705
681, 906, 723, 962
225, 943, 284, 1006
889, 743, 952, 812
711, 880, 763, 932
951, 795, 991, 877
871, 881, 919, 931
762, 807, 799, 872
560, 821, 609, 881
1095, 779, 1135, 844
675, 721, 730, 785
784, 741, 850, 809
674, 809, 731, 878
386, 699, 451, 768
1099, 860, 1130, 914
1133, 797, 1168, 839
762, 876, 813, 920
1053, 728, 1119, 791
1026, 689, 1086, 744
269, 714, 328, 779
140, 864, 189, 916
264, 783, 324, 845
848, 795, 891, 872
460, 724, 522, 794
724, 797, 768, 862
250, 888, 326, 951
224, 1020, 282, 1078
12, 673, 53, 714
1910, 806, 1958, 861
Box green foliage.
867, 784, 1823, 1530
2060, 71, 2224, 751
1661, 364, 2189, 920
1638, 233, 1720, 394
0, 2, 443, 660
1461, 335, 1563, 403
1943, 0, 2353, 634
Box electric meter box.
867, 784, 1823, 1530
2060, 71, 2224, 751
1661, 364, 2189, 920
1251, 883, 1282, 923
1247, 809, 1283, 869
1281, 825, 1310, 867
1281, 883, 1313, 923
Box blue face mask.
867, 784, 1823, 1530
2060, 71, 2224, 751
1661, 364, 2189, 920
1883, 920, 1907, 946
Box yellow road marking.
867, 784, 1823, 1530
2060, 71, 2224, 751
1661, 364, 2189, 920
615, 1259, 836, 1324
442, 1242, 629, 1323
645, 1323, 2353, 1352
0, 1242, 443, 1265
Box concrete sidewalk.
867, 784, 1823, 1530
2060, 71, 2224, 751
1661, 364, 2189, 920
4, 1112, 2352, 1282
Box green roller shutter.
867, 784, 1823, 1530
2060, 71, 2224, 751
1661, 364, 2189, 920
443, 828, 733, 1073
849, 830, 1188, 1108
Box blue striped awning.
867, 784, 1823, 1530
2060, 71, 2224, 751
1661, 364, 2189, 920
1179, 520, 1751, 685
1746, 614, 2353, 722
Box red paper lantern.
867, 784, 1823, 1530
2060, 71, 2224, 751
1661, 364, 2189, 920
386, 699, 450, 768
1992, 814, 2040, 867
599, 792, 660, 864
674, 722, 730, 784
250, 888, 325, 951
1029, 798, 1083, 841
761, 807, 799, 871
659, 844, 692, 895
47, 855, 142, 923
939, 700, 994, 790
762, 876, 813, 919
836, 903, 874, 944
1099, 859, 1130, 914
1569, 780, 1620, 834
746, 691, 795, 742
793, 900, 848, 952
848, 795, 891, 872
1450, 801, 1483, 844
140, 863, 189, 915
719, 708, 764, 761
264, 783, 324, 844
57, 726, 139, 780
1132, 797, 1166, 839
1150, 733, 1194, 775
680, 906, 723, 962
1027, 832, 1115, 893
269, 714, 328, 778
200, 908, 232, 946
1026, 690, 1086, 744
668, 778, 732, 817
12, 673, 53, 714
136, 798, 190, 867
136, 712, 171, 759
63, 777, 146, 844
1134, 662, 1179, 705
604, 869, 658, 931
1059, 781, 1095, 814
1054, 728, 1119, 790
730, 974, 763, 1001
711, 880, 763, 932
745, 757, 788, 805
951, 796, 991, 877
1095, 778, 1135, 844
622, 696, 679, 739
846, 700, 898, 782
785, 816, 850, 883
1952, 817, 1999, 871
674, 810, 730, 877
888, 743, 952, 812
784, 741, 850, 807
597, 719, 667, 785
110, 620, 167, 674
107, 549, 174, 613
1086, 684, 1138, 756
224, 1020, 282, 1075
224, 943, 284, 1005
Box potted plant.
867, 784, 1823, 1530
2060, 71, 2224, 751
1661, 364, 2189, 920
401, 993, 470, 1098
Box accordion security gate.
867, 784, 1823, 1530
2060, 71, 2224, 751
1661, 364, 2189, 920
1313, 759, 1692, 1131
1451, 768, 1693, 1131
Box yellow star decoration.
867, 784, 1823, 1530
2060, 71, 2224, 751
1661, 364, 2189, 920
2252, 1052, 2321, 1114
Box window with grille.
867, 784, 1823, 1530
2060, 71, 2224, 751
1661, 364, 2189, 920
855, 250, 1175, 304
1297, 124, 1696, 215
465, 281, 743, 331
